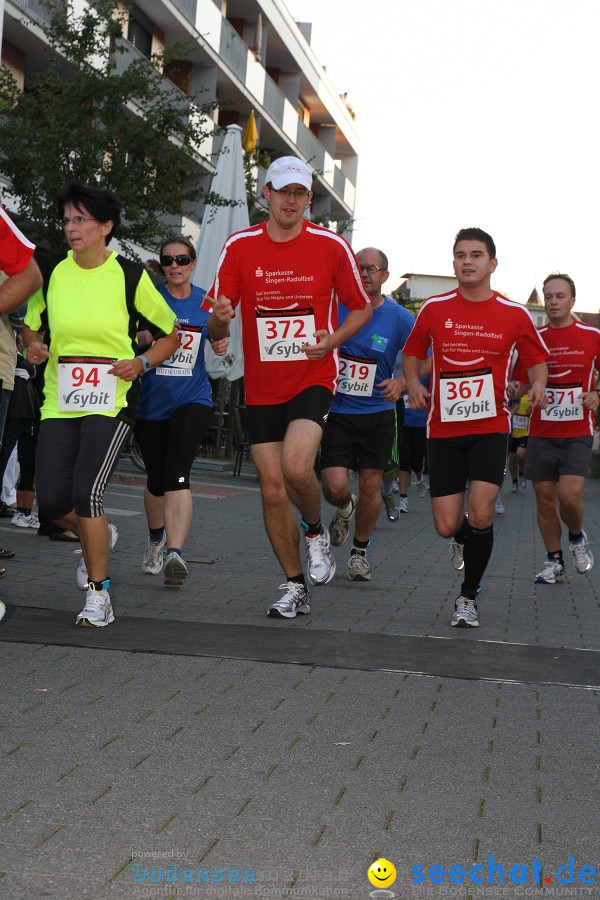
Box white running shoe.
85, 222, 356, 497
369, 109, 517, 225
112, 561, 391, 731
534, 559, 565, 584
397, 496, 409, 514
416, 479, 428, 498
494, 495, 505, 515
569, 530, 593, 574
0, 599, 5, 623
451, 595, 479, 628
75, 587, 114, 627
267, 581, 310, 618
348, 551, 371, 581
11, 512, 40, 529
329, 494, 357, 547
76, 523, 119, 590
142, 534, 166, 574
163, 551, 188, 586
511, 481, 518, 493
450, 538, 465, 571
519, 475, 527, 490
305, 527, 336, 585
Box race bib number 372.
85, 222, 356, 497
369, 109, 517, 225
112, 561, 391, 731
58, 356, 117, 412
256, 308, 315, 362
439, 367, 496, 422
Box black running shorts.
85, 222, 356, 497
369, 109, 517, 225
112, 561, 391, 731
427, 432, 509, 498
247, 385, 333, 445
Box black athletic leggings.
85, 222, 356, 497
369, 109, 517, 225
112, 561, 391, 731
135, 403, 212, 496
36, 415, 131, 519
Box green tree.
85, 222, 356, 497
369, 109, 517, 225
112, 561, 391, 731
0, 0, 229, 256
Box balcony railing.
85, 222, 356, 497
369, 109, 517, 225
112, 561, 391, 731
170, 0, 197, 25
9, 0, 53, 28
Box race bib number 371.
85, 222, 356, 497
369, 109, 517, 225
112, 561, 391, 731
256, 308, 315, 362
541, 382, 584, 421
58, 356, 117, 412
439, 367, 496, 422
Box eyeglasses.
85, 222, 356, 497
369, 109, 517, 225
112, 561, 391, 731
160, 254, 194, 267
360, 264, 384, 274
61, 216, 97, 227
269, 187, 311, 200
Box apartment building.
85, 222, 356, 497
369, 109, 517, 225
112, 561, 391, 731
0, 0, 360, 243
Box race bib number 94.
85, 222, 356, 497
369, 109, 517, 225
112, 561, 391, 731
440, 367, 496, 422
256, 308, 315, 361
58, 356, 117, 412
337, 354, 377, 396
541, 382, 583, 421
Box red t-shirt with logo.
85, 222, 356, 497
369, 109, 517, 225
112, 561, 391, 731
403, 289, 549, 438
0, 207, 35, 275
521, 320, 600, 438
207, 220, 370, 404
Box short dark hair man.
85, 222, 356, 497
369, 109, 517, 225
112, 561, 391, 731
207, 157, 372, 619
519, 274, 599, 583
403, 227, 549, 628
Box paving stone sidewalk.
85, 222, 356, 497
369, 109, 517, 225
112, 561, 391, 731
0, 461, 598, 899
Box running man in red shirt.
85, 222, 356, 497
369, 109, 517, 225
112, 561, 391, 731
206, 157, 372, 618
521, 274, 600, 583
403, 227, 548, 628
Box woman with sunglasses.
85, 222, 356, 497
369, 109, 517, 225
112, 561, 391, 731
135, 236, 226, 586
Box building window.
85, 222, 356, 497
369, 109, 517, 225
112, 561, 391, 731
128, 5, 153, 58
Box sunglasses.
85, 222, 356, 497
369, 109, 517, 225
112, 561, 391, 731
160, 254, 194, 267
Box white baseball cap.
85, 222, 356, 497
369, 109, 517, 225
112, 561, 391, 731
265, 156, 313, 191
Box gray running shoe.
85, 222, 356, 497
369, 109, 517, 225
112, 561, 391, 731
164, 551, 188, 586
142, 534, 166, 574
305, 527, 336, 585
450, 538, 465, 571
384, 494, 399, 522
397, 496, 409, 514
511, 481, 518, 493
329, 494, 357, 546
534, 559, 565, 584
267, 581, 310, 618
569, 530, 593, 574
494, 495, 505, 515
348, 551, 371, 581
519, 476, 527, 490
416, 479, 428, 498
451, 595, 479, 628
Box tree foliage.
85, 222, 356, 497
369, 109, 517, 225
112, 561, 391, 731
0, 0, 229, 256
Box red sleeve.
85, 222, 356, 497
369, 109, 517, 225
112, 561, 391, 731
208, 240, 241, 313
0, 208, 35, 275
511, 356, 528, 383
514, 319, 549, 369
402, 307, 429, 358
333, 238, 370, 310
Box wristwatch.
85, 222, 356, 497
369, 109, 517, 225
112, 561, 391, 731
138, 354, 152, 373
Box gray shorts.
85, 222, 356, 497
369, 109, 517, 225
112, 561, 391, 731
524, 436, 593, 481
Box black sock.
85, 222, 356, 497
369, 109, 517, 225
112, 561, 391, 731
288, 573, 306, 586
461, 521, 493, 597
149, 526, 165, 543
547, 550, 564, 564
351, 537, 370, 554
301, 518, 322, 538
568, 531, 583, 543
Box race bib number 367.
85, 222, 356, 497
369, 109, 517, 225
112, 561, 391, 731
439, 367, 496, 422
58, 356, 117, 412
256, 308, 315, 362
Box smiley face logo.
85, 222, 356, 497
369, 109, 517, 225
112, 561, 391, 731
367, 858, 397, 888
